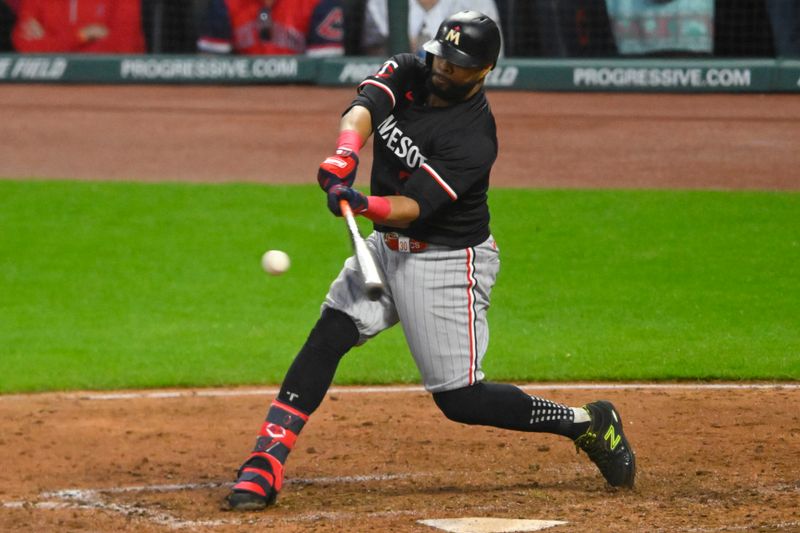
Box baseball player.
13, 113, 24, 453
226, 10, 636, 511
197, 0, 344, 56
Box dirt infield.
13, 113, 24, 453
1, 85, 799, 532
1, 385, 799, 532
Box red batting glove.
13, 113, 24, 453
317, 149, 359, 192
317, 130, 364, 192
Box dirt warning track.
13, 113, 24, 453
1, 86, 798, 190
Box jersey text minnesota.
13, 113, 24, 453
377, 114, 427, 169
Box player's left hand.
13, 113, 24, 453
327, 185, 368, 216
317, 149, 359, 192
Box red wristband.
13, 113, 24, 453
336, 129, 363, 156
363, 196, 392, 222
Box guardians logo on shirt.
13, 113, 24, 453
376, 114, 427, 170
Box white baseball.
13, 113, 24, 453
261, 250, 290, 276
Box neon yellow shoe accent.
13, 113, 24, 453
604, 425, 621, 450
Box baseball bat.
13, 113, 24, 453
339, 199, 384, 301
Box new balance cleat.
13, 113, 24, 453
574, 400, 636, 488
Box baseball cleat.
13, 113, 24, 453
225, 488, 275, 511
574, 400, 636, 488
225, 455, 282, 511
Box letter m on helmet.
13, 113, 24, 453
445, 28, 461, 45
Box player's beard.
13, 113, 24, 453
426, 71, 481, 102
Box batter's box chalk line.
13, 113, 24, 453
419, 517, 567, 533
0, 473, 423, 530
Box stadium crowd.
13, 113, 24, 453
0, 0, 797, 57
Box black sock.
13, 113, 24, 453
433, 381, 590, 440
276, 307, 359, 415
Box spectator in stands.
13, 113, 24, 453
361, 0, 502, 57
11, 0, 145, 53
0, 0, 18, 51
766, 0, 800, 57
523, 0, 617, 57
197, 0, 344, 56
605, 0, 714, 56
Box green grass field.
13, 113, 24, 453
1, 179, 798, 393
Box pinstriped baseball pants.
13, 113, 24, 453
323, 231, 500, 393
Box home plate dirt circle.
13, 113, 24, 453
419, 517, 567, 532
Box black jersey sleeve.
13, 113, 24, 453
347, 53, 423, 126
402, 130, 497, 221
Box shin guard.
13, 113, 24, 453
232, 400, 309, 498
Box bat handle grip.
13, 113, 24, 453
339, 199, 354, 218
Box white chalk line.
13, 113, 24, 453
2, 382, 799, 402
1, 473, 421, 529
2, 486, 233, 529
68, 382, 800, 402
0, 500, 215, 532
5, 474, 800, 531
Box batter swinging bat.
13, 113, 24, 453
339, 200, 384, 301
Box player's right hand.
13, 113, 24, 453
317, 149, 359, 192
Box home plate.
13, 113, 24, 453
418, 517, 567, 532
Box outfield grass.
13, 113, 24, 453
1, 179, 798, 393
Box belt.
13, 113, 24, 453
383, 232, 428, 253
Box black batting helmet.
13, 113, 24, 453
422, 11, 501, 69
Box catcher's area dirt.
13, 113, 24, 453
1, 85, 799, 532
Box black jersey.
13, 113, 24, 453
348, 53, 497, 248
